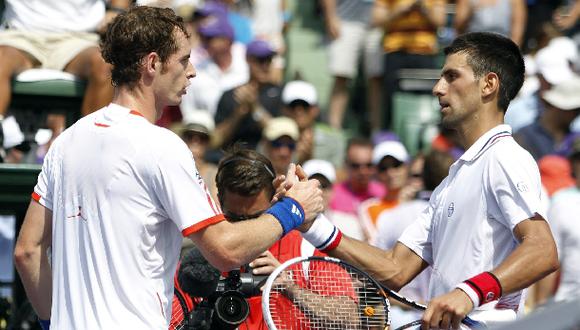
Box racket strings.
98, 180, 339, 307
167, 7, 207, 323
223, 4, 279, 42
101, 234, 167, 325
268, 260, 389, 329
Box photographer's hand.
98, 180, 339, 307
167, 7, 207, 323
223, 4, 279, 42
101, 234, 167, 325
249, 251, 281, 276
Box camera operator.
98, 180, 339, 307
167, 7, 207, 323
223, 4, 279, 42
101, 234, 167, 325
215, 147, 328, 329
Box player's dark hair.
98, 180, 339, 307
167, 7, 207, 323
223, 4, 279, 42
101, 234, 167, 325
444, 32, 525, 112
101, 6, 189, 88
216, 145, 276, 207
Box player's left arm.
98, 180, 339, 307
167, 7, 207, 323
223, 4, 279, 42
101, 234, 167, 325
422, 214, 558, 329
490, 214, 558, 297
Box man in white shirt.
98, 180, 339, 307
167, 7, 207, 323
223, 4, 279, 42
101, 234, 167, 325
13, 7, 323, 329
0, 0, 130, 140
297, 32, 558, 329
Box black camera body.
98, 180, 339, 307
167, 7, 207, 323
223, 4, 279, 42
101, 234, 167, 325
189, 268, 267, 330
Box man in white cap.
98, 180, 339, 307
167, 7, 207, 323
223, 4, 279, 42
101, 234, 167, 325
281, 80, 346, 168
358, 139, 421, 242
514, 76, 580, 160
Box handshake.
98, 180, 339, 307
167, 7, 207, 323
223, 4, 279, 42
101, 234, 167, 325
268, 163, 324, 234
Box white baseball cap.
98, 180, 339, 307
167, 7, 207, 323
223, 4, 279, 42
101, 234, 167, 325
542, 76, 580, 110
372, 140, 410, 164
535, 38, 577, 85
302, 159, 336, 183
282, 80, 318, 105
182, 109, 215, 135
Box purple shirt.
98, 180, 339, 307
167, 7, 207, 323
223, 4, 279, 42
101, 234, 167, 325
329, 181, 386, 215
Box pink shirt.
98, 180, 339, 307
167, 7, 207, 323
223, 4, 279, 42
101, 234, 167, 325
329, 181, 386, 215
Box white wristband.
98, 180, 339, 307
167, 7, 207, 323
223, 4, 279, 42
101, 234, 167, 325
302, 214, 341, 251
456, 282, 480, 307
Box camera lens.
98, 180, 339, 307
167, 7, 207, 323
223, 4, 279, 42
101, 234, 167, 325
214, 291, 249, 325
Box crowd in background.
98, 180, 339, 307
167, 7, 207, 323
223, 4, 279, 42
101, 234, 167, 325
1, 0, 580, 326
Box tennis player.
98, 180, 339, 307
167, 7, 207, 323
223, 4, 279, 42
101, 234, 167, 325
13, 7, 323, 329
297, 32, 558, 329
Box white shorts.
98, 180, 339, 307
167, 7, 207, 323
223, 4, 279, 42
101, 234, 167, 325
0, 30, 99, 70
327, 21, 384, 78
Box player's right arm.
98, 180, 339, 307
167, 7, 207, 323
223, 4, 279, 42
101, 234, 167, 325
328, 237, 428, 291
14, 200, 53, 320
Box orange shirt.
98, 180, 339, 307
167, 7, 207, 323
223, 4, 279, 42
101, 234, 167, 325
379, 0, 446, 54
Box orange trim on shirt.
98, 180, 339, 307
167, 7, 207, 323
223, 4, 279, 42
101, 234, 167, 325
31, 191, 41, 202
182, 214, 226, 237
129, 110, 144, 117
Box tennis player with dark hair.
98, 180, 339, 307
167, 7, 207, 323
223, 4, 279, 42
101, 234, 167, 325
294, 32, 559, 329
13, 6, 323, 329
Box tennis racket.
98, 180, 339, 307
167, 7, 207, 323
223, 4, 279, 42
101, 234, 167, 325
262, 256, 485, 330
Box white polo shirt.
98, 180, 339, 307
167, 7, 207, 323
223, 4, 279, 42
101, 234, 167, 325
33, 104, 224, 329
399, 125, 545, 314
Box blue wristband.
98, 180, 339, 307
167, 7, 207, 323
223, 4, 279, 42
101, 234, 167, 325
265, 197, 305, 236
39, 319, 50, 330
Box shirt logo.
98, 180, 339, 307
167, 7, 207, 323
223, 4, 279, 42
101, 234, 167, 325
516, 181, 529, 193
67, 206, 87, 221
447, 202, 455, 218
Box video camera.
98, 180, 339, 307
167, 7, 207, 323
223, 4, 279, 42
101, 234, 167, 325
177, 246, 267, 330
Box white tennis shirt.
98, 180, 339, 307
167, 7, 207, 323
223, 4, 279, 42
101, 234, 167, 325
399, 125, 546, 314
33, 104, 224, 329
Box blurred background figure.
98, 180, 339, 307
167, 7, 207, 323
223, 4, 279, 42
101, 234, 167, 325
359, 139, 419, 242
328, 137, 384, 240
373, 149, 454, 329
260, 116, 299, 175
181, 14, 249, 117
175, 109, 219, 202
514, 76, 580, 160
454, 0, 527, 47
321, 0, 383, 133
0, 0, 128, 152
281, 80, 346, 168
372, 0, 447, 129
214, 39, 282, 151
543, 135, 580, 304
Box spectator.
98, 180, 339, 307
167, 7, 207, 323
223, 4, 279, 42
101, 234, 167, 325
0, 0, 128, 146
514, 76, 580, 160
328, 137, 385, 240
181, 15, 249, 117
321, 0, 384, 132
214, 39, 282, 150
261, 116, 299, 175
454, 0, 527, 47
359, 139, 420, 242
506, 27, 578, 131
281, 80, 346, 168
546, 134, 580, 302
372, 0, 447, 129
0, 115, 28, 164
175, 109, 219, 202
373, 149, 454, 329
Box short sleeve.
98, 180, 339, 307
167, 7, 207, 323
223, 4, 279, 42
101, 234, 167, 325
398, 202, 434, 265
485, 147, 545, 231
150, 138, 224, 237
32, 141, 56, 210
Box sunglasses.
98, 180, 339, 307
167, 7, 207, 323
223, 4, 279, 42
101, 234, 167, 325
377, 160, 404, 172
225, 209, 266, 222
271, 140, 296, 150
348, 162, 374, 170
